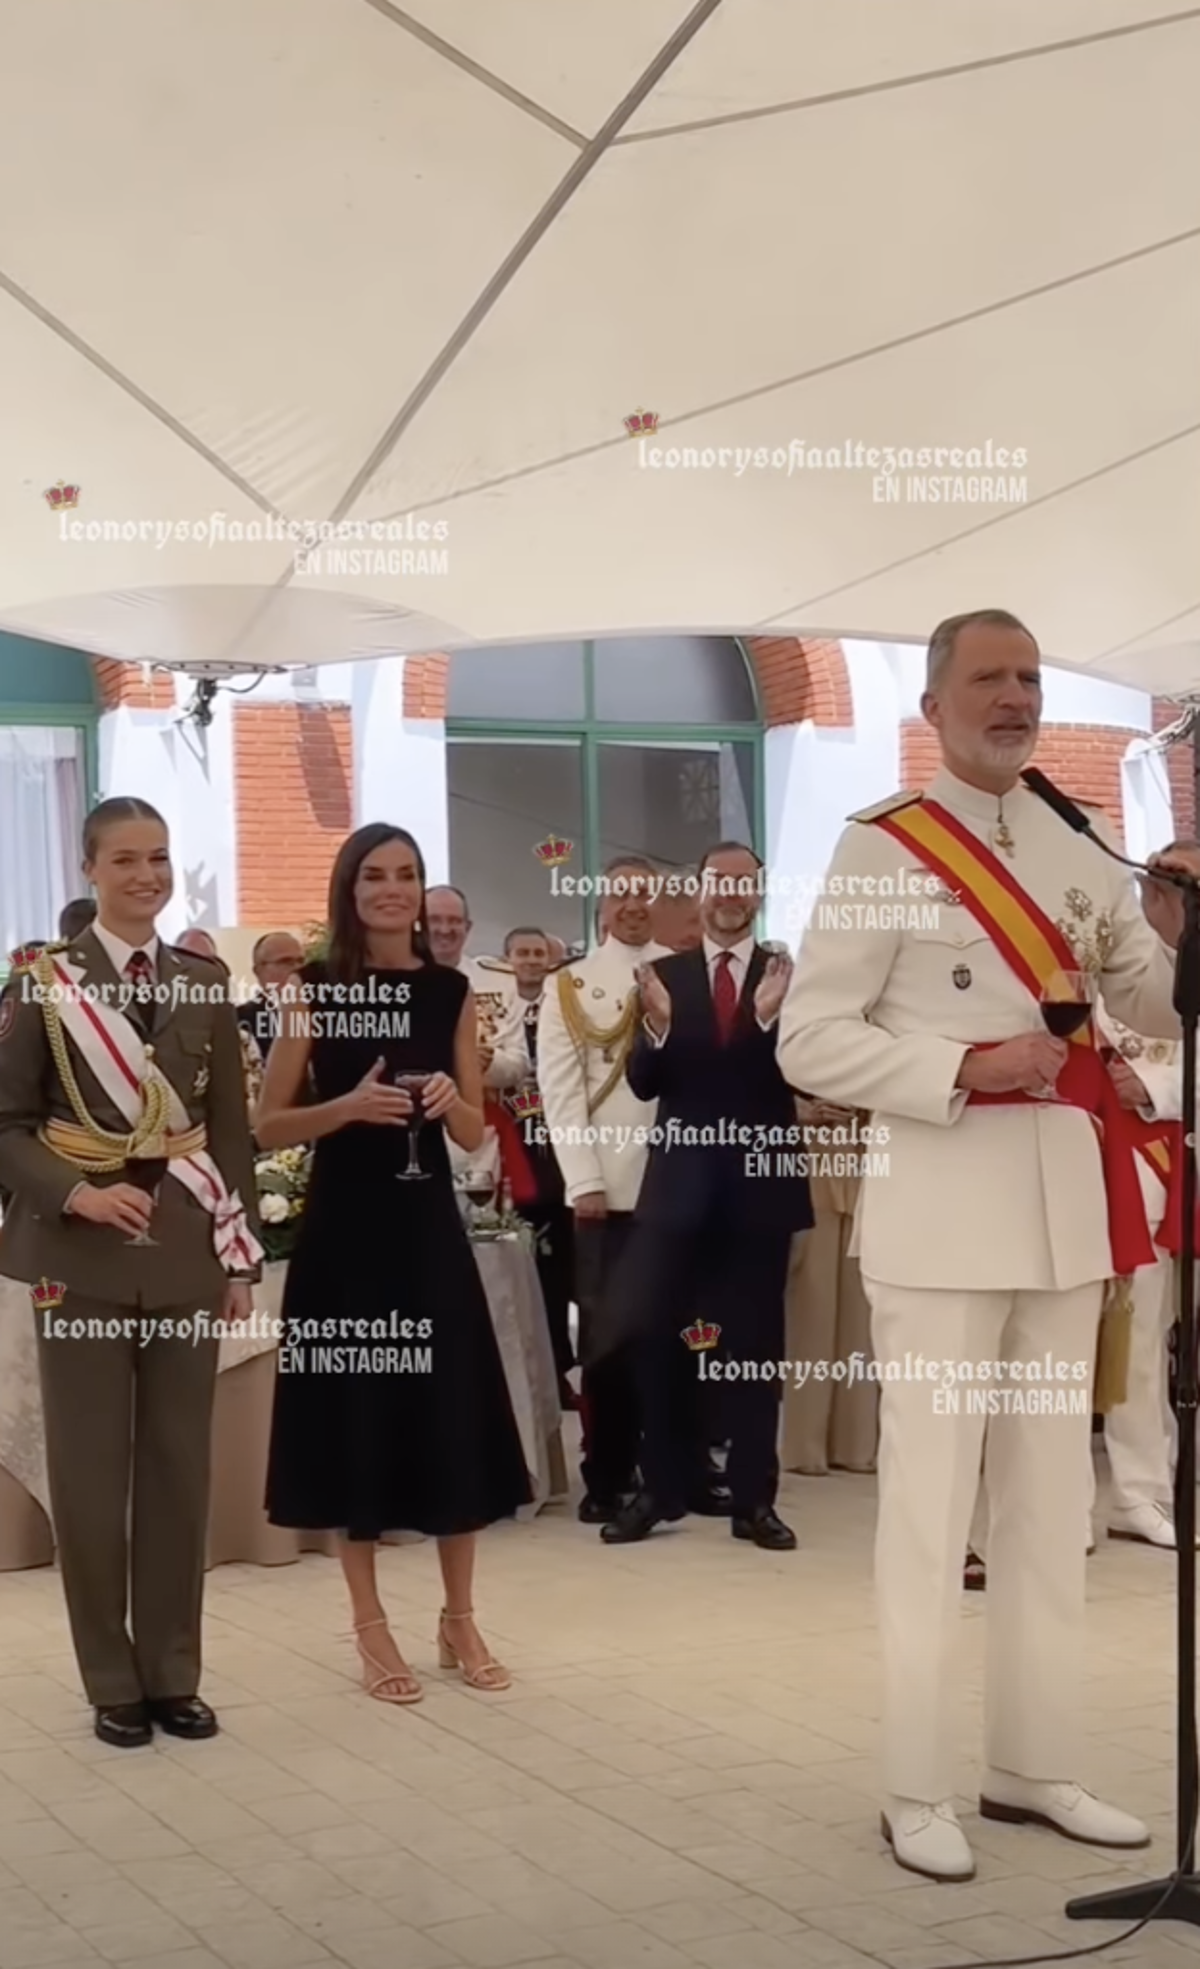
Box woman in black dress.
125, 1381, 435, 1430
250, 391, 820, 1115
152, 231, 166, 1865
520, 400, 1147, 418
256, 824, 530, 1700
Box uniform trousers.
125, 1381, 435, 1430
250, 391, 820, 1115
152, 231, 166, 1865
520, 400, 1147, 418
574, 1214, 641, 1503
867, 1277, 1102, 1803
35, 1298, 218, 1707
1093, 1246, 1174, 1517
516, 1198, 575, 1385
782, 1214, 877, 1473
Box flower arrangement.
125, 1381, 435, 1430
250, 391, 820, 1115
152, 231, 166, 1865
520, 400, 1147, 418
255, 1147, 312, 1261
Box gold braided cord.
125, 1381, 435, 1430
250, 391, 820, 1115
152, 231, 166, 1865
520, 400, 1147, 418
555, 969, 641, 1117
35, 951, 169, 1173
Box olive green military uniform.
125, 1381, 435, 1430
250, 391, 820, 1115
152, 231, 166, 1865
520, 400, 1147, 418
0, 930, 261, 1707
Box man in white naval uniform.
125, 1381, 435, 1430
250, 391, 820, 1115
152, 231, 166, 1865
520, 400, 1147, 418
424, 885, 524, 1188
537, 858, 671, 1520
777, 608, 1195, 1882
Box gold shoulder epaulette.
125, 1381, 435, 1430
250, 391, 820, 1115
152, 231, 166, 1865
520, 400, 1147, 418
7, 939, 61, 973
848, 791, 923, 824
475, 955, 514, 974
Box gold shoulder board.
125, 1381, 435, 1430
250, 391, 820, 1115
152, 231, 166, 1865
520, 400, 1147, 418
7, 939, 63, 973
848, 791, 923, 825
475, 955, 514, 974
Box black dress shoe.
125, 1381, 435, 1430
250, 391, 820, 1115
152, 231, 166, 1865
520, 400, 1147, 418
732, 1508, 797, 1551
147, 1697, 218, 1739
94, 1702, 152, 1748
687, 1485, 733, 1517
578, 1494, 625, 1525
601, 1493, 685, 1544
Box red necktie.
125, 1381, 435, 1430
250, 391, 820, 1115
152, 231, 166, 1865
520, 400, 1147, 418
713, 950, 737, 1044
126, 950, 154, 1028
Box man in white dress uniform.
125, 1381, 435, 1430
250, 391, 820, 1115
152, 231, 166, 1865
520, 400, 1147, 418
425, 886, 524, 1189
777, 608, 1195, 1882
1095, 936, 1195, 1549
537, 859, 671, 1519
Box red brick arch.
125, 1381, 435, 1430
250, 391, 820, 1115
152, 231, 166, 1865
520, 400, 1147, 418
89, 658, 175, 710
742, 637, 852, 729
407, 637, 851, 729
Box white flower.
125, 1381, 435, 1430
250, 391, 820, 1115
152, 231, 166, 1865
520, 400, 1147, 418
260, 1193, 290, 1224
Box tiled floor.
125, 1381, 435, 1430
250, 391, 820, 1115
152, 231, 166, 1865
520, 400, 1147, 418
0, 1447, 1197, 1969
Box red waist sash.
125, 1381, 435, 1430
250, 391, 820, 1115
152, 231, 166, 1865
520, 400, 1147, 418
967, 1045, 1155, 1275
484, 1095, 538, 1206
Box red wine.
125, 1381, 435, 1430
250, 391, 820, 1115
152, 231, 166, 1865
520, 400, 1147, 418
125, 1158, 167, 1194
1041, 1001, 1091, 1038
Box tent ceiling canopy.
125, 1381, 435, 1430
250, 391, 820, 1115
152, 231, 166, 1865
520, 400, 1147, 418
1, 1, 1197, 688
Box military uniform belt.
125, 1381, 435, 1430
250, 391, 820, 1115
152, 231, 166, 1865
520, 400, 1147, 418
39, 1117, 207, 1172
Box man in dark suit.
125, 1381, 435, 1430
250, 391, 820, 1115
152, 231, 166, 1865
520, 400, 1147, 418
603, 842, 812, 1550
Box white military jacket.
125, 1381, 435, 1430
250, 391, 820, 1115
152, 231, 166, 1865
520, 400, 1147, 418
449, 956, 525, 1188
777, 767, 1179, 1291
537, 935, 670, 1211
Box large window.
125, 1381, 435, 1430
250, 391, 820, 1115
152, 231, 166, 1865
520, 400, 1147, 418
0, 639, 98, 959
446, 638, 762, 955
0, 727, 89, 954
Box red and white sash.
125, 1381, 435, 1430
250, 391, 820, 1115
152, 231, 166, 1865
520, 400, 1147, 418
43, 952, 261, 1274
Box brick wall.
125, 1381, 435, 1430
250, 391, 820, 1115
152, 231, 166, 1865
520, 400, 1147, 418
899, 719, 1143, 836
745, 636, 851, 727
234, 704, 353, 924
1153, 697, 1196, 840
91, 658, 174, 710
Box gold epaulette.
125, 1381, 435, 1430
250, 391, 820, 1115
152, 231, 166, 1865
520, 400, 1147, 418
848, 791, 923, 824
7, 939, 64, 974
475, 955, 514, 974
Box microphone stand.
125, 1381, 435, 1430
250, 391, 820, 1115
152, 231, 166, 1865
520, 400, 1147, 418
1066, 861, 1200, 1930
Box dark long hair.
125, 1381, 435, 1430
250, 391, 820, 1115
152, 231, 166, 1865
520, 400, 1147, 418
82, 796, 166, 863
325, 824, 433, 983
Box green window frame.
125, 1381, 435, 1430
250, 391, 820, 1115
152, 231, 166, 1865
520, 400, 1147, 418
446, 638, 765, 895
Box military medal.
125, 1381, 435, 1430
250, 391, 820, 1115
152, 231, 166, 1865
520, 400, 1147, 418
952, 965, 971, 989
991, 799, 1015, 857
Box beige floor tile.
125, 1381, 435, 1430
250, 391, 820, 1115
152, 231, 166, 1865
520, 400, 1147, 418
0, 1462, 1188, 1967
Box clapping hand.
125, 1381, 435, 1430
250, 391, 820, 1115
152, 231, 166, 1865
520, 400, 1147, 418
636, 962, 672, 1038
753, 952, 793, 1025
421, 1072, 459, 1121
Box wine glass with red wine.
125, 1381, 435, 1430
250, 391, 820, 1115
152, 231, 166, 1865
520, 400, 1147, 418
124, 1155, 168, 1245
394, 1071, 433, 1181
1036, 967, 1095, 1098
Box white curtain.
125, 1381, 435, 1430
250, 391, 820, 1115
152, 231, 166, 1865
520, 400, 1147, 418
0, 727, 85, 956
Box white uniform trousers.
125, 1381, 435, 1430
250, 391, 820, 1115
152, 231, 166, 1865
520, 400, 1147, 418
867, 1278, 1102, 1803
1091, 1250, 1174, 1518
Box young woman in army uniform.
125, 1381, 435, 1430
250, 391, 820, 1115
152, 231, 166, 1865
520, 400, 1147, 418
0, 798, 261, 1747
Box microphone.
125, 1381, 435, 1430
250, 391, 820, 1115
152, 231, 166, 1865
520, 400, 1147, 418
1019, 768, 1094, 837
1020, 766, 1199, 890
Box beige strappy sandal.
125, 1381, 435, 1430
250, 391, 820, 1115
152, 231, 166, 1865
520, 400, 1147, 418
437, 1609, 511, 1691
352, 1618, 424, 1703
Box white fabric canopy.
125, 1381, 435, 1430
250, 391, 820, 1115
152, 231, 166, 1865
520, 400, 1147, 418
2, 1, 1198, 688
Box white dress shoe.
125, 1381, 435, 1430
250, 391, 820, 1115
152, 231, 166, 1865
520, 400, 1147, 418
881, 1798, 975, 1879
1109, 1502, 1190, 1548
980, 1772, 1149, 1848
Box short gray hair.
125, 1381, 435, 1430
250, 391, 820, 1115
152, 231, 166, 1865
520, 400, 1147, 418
926, 609, 1037, 691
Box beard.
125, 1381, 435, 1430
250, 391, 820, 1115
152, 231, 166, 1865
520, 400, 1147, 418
975, 729, 1036, 772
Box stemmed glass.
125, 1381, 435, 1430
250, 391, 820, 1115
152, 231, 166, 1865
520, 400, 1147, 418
1036, 967, 1095, 1099
123, 1155, 167, 1245
394, 1071, 433, 1181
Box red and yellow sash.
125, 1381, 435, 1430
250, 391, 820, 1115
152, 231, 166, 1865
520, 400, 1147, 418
872, 798, 1163, 1273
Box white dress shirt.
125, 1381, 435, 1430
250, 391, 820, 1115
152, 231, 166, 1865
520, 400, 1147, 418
90, 922, 160, 974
